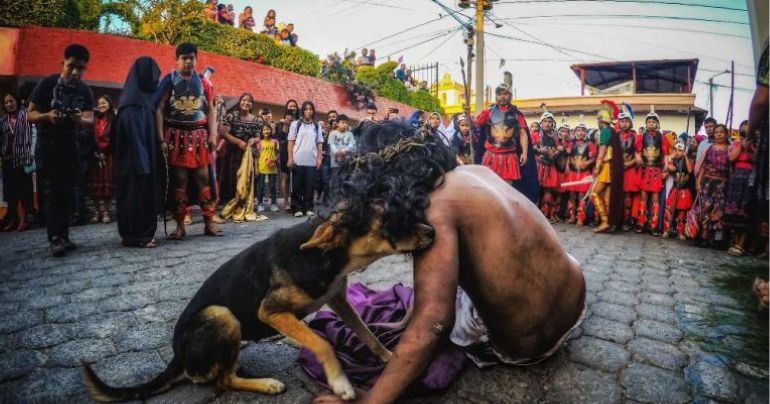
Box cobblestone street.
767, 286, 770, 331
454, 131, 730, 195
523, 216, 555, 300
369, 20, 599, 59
0, 214, 767, 403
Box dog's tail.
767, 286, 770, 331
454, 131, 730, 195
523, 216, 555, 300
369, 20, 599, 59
81, 358, 183, 402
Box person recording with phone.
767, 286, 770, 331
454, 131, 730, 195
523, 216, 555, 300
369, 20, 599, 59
27, 44, 94, 257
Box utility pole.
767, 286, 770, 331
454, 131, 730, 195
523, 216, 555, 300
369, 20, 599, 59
465, 26, 474, 109
474, 0, 485, 113
707, 69, 730, 118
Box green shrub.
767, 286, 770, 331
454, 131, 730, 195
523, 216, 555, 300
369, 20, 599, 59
408, 90, 443, 114
176, 18, 319, 77
379, 79, 411, 104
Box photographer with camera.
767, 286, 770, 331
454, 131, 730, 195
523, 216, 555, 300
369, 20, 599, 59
27, 44, 94, 257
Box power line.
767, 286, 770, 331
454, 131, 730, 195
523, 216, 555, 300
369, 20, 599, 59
336, 0, 416, 11
510, 20, 749, 40
414, 28, 463, 63
353, 10, 470, 50
496, 14, 749, 25
496, 0, 746, 12
536, 23, 755, 70
488, 12, 575, 57
380, 29, 460, 59
486, 31, 613, 60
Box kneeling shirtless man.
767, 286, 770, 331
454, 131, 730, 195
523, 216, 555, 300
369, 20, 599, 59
316, 122, 585, 403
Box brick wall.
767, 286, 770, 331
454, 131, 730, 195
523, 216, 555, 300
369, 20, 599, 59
1, 26, 415, 119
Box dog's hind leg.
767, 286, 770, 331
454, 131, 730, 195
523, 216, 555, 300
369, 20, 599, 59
328, 285, 392, 363
259, 308, 356, 400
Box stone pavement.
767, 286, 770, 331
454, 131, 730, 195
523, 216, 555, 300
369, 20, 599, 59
0, 214, 767, 403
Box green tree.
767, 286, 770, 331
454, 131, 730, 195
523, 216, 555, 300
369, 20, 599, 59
0, 0, 65, 27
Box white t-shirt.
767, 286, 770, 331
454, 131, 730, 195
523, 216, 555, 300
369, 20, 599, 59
288, 119, 324, 167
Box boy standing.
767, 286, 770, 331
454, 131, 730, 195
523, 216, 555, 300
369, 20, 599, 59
328, 115, 356, 195
155, 43, 221, 239
27, 44, 94, 256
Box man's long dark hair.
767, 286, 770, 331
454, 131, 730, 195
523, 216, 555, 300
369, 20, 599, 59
333, 120, 457, 238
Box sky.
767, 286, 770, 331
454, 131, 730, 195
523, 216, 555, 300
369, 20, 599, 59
223, 0, 757, 124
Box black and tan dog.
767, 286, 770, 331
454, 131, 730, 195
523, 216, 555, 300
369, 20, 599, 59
81, 212, 434, 401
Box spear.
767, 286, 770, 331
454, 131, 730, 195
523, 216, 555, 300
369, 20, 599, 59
459, 57, 475, 161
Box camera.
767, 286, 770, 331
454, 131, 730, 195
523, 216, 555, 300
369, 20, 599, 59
52, 92, 84, 118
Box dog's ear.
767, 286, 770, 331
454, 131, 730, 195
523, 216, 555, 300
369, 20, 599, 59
300, 222, 343, 250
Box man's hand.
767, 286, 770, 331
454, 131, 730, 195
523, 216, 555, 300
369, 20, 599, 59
238, 139, 248, 151
316, 157, 322, 169
159, 141, 168, 160
519, 153, 527, 166
46, 110, 61, 125
288, 158, 295, 168
208, 136, 217, 152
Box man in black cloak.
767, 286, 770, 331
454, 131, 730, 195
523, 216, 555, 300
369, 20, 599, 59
115, 56, 164, 247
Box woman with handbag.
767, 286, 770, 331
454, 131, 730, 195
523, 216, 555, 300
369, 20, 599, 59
1, 92, 35, 231
688, 124, 731, 247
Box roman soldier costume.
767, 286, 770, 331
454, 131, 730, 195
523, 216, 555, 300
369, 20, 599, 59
635, 107, 668, 231
662, 144, 693, 238
158, 70, 216, 224
536, 112, 560, 189
563, 120, 595, 224
474, 84, 526, 182
618, 104, 640, 227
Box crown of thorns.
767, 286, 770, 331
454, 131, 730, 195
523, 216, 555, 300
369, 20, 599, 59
348, 137, 427, 172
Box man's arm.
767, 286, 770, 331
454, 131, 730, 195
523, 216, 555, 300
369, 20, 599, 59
314, 220, 460, 404
27, 102, 56, 125
518, 127, 529, 165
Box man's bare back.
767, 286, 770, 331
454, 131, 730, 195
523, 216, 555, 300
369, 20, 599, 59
426, 165, 585, 360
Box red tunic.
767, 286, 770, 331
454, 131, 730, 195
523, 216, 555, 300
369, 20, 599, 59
162, 73, 214, 169
635, 131, 668, 193
475, 106, 528, 181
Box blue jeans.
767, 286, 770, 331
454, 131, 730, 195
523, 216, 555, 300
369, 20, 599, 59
256, 173, 277, 205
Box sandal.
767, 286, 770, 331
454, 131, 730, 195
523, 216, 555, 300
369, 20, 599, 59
101, 211, 111, 224
141, 239, 157, 248
90, 211, 100, 224
727, 245, 745, 256
168, 227, 186, 240
204, 223, 223, 237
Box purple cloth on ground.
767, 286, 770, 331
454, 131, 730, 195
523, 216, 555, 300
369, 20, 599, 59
298, 283, 468, 394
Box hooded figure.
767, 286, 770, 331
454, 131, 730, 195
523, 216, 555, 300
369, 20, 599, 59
115, 56, 164, 247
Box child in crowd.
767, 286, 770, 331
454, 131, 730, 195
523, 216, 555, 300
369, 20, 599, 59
662, 141, 693, 239
255, 124, 279, 212
328, 114, 356, 195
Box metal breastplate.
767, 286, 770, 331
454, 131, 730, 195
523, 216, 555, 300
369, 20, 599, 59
642, 131, 663, 166
488, 106, 518, 148
538, 131, 558, 163
619, 131, 636, 160
165, 72, 208, 127
569, 141, 590, 171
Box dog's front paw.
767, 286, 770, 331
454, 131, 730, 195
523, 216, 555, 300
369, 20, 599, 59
263, 378, 286, 395
329, 376, 356, 400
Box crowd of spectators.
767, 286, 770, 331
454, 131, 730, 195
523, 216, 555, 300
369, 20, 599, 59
203, 1, 298, 46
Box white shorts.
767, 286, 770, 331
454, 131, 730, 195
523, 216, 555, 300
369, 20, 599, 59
450, 289, 585, 368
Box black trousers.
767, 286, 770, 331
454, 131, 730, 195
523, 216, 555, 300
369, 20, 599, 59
291, 165, 317, 212
1, 164, 33, 222
40, 141, 77, 241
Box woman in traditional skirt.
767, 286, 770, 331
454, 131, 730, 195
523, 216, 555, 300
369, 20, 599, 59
690, 124, 731, 247
564, 122, 596, 226
87, 95, 116, 223
1, 92, 34, 231
216, 93, 260, 205
724, 121, 754, 255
